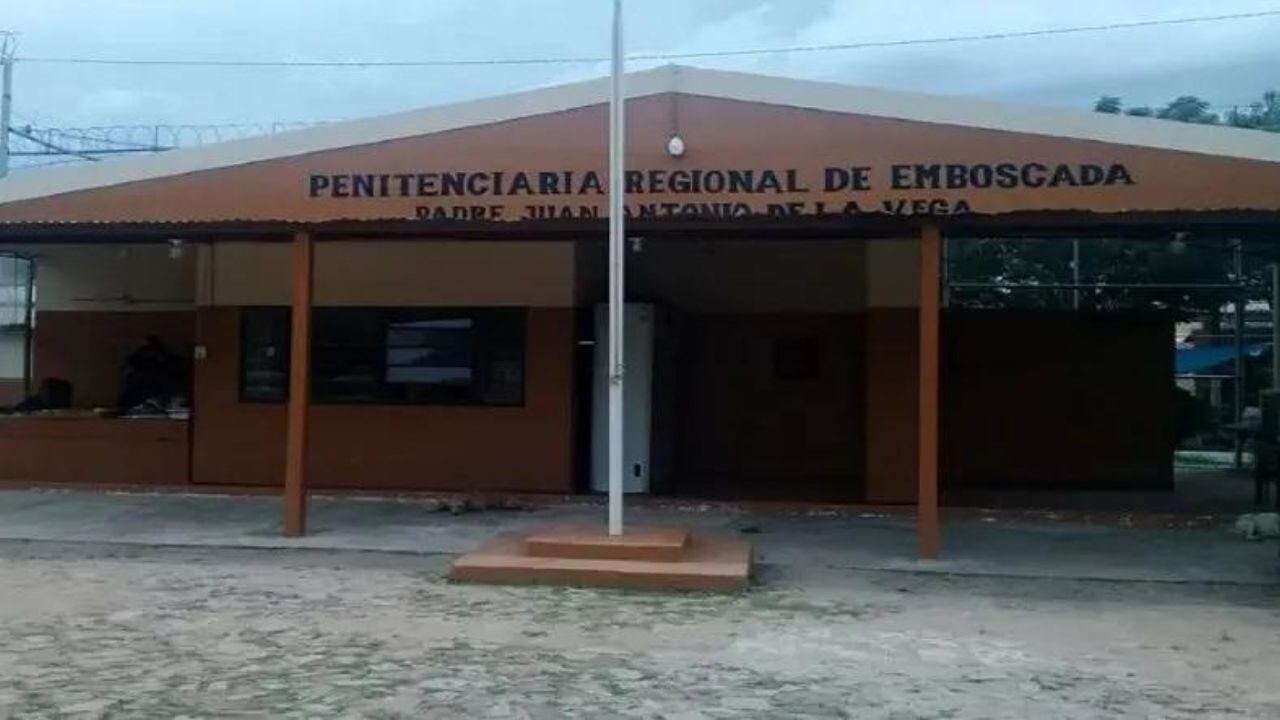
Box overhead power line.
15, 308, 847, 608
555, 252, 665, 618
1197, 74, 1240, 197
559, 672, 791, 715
14, 10, 1280, 68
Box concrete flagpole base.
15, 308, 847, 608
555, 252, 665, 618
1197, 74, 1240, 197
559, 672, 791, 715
451, 526, 752, 592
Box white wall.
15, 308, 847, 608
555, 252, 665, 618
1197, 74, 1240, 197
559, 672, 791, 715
626, 239, 869, 314
865, 239, 920, 309
21, 238, 914, 315
29, 244, 196, 313
197, 240, 576, 308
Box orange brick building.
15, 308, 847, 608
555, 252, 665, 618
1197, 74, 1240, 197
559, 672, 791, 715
0, 66, 1277, 547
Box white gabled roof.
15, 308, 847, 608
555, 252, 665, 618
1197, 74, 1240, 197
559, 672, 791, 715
2, 63, 1279, 205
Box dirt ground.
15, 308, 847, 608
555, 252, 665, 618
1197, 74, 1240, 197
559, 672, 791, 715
0, 541, 1277, 719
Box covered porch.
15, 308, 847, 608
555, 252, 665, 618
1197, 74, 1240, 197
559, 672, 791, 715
0, 65, 1278, 561
0, 218, 954, 558
0, 217, 1273, 563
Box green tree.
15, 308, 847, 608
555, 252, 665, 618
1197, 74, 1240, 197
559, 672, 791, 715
946, 237, 1246, 319
1093, 96, 1122, 114
1225, 90, 1280, 132
1156, 95, 1219, 124
1093, 90, 1280, 132
951, 92, 1280, 316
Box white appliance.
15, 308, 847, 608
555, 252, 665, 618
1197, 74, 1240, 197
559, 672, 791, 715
591, 303, 654, 494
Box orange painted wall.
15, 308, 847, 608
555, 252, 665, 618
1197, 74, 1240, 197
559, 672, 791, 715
941, 311, 1174, 490
3, 94, 1280, 225
865, 309, 1175, 503
0, 417, 189, 485
33, 311, 194, 408
191, 306, 576, 492
865, 309, 920, 503
672, 313, 866, 502
0, 311, 194, 487
9, 304, 1172, 497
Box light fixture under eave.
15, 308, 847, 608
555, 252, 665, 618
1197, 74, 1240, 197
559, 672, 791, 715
167, 239, 185, 260
666, 134, 685, 158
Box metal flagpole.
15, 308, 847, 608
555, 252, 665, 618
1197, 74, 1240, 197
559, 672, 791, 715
607, 0, 626, 536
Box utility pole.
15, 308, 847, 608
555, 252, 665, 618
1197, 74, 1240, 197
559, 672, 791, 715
940, 237, 950, 308
1272, 262, 1279, 392
606, 0, 626, 536
20, 256, 34, 398
0, 32, 15, 178
1233, 239, 1246, 469
1071, 238, 1081, 310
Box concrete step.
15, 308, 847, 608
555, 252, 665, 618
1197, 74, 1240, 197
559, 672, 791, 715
523, 525, 691, 562
452, 532, 751, 592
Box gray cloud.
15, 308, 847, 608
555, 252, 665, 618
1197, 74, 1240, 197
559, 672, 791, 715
4, 0, 1278, 128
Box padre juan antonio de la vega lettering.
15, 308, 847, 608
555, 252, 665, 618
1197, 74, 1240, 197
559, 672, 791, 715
306, 162, 1135, 220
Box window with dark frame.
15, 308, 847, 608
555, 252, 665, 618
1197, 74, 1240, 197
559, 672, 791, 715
239, 307, 290, 402
312, 308, 383, 403
239, 307, 525, 406
382, 312, 475, 404
772, 336, 822, 380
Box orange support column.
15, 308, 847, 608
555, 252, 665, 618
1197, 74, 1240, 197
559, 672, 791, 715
917, 224, 942, 559
283, 230, 314, 537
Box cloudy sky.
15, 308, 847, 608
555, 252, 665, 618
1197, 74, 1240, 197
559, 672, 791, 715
4, 0, 1279, 131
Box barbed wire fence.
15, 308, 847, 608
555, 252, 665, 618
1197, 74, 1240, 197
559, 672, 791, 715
4, 9, 1279, 171
8, 121, 332, 170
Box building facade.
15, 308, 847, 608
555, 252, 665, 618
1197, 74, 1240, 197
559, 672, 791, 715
0, 66, 1277, 547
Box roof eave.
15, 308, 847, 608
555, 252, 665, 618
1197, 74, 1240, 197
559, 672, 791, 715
1, 63, 1278, 207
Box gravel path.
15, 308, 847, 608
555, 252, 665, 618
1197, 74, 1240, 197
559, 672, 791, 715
1, 541, 1278, 719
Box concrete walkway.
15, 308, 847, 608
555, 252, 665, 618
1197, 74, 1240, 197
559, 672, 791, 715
0, 489, 1276, 585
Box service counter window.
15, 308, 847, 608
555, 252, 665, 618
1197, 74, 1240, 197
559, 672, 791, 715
239, 307, 525, 406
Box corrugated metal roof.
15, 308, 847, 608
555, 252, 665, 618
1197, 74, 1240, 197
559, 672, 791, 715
1, 64, 1278, 208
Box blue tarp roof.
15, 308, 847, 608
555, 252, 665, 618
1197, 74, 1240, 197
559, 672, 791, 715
1176, 343, 1270, 374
